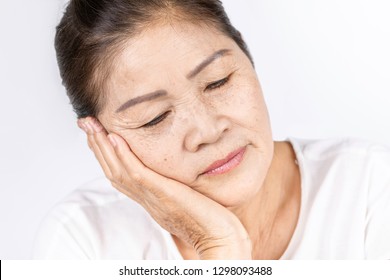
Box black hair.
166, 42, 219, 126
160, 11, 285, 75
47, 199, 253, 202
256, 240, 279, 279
55, 0, 253, 118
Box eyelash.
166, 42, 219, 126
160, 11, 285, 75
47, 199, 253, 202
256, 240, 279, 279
142, 111, 171, 128
142, 75, 231, 128
205, 75, 230, 91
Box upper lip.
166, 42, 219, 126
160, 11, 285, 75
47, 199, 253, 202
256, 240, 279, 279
201, 147, 245, 174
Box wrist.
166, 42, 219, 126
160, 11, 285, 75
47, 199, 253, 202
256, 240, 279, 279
196, 234, 252, 260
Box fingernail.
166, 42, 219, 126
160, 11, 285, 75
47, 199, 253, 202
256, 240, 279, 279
108, 134, 117, 147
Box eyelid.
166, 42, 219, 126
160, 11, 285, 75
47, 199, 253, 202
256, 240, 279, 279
205, 75, 231, 91
141, 111, 170, 128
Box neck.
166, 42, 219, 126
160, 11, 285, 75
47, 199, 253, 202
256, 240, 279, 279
229, 141, 301, 259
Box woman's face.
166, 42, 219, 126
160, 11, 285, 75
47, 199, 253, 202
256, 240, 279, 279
99, 21, 274, 207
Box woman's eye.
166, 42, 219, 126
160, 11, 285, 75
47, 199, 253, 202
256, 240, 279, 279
142, 111, 170, 128
205, 75, 230, 91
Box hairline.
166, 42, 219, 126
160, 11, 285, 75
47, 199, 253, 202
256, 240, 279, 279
91, 18, 235, 118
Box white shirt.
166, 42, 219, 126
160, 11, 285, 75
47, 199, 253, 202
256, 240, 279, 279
33, 138, 390, 259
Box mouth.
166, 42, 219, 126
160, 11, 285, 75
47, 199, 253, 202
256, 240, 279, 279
201, 146, 247, 176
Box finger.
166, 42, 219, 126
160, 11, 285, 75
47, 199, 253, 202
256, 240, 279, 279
79, 118, 115, 180
82, 118, 149, 202
85, 118, 125, 183
105, 133, 153, 199
88, 134, 126, 191
79, 117, 122, 183
107, 133, 152, 183
108, 133, 184, 198
87, 134, 113, 179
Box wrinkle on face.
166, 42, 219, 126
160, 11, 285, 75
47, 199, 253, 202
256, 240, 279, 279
96, 20, 273, 207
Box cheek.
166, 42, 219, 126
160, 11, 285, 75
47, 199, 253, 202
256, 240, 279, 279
228, 77, 270, 131
123, 132, 187, 179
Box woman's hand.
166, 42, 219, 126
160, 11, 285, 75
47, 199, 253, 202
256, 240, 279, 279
78, 117, 252, 259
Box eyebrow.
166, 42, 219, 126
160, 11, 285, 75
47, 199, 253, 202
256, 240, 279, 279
115, 90, 167, 113
186, 48, 232, 79
115, 48, 232, 113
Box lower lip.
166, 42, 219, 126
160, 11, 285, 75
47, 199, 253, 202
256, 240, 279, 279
202, 147, 246, 176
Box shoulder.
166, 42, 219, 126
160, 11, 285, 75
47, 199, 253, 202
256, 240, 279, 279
33, 177, 174, 259
289, 137, 390, 207
288, 137, 390, 259
289, 137, 390, 183
289, 137, 390, 161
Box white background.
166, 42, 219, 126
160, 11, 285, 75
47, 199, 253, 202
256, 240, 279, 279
1, 0, 389, 259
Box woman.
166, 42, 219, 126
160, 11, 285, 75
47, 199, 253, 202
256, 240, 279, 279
34, 0, 390, 259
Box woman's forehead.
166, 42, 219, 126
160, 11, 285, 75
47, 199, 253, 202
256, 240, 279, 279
112, 22, 236, 80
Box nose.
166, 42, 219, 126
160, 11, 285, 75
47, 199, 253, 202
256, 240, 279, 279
183, 101, 230, 153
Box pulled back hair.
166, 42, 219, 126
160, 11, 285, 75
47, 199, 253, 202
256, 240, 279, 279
55, 0, 253, 118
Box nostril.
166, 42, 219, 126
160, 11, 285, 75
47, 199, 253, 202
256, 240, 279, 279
183, 103, 231, 152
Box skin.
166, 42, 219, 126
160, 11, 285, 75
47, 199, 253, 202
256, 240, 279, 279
78, 20, 301, 259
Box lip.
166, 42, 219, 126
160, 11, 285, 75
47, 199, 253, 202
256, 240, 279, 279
201, 146, 247, 176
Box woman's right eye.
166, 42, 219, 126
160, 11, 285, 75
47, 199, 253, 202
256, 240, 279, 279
142, 111, 170, 128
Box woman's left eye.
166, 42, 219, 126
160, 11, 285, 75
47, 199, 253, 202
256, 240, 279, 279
205, 75, 230, 91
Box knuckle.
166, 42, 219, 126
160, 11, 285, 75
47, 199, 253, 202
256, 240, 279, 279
107, 167, 125, 185
115, 144, 125, 158
131, 171, 145, 185
117, 175, 126, 186
110, 181, 120, 190
105, 172, 115, 182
